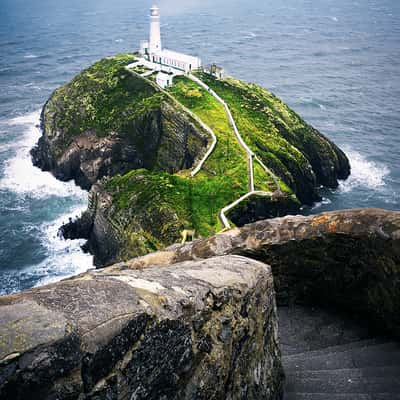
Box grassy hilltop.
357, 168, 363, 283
33, 54, 350, 264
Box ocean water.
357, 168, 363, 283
0, 0, 399, 294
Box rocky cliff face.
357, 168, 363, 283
0, 256, 283, 400
61, 179, 300, 267
31, 55, 209, 190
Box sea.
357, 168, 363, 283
0, 0, 399, 295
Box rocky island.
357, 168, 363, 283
31, 54, 350, 266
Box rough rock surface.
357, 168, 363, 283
61, 179, 189, 267
30, 56, 209, 190
0, 255, 283, 400
117, 208, 400, 337
61, 183, 299, 267
31, 99, 209, 191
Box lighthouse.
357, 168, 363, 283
137, 5, 202, 85
149, 5, 161, 54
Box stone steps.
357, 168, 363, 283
284, 373, 400, 393
279, 306, 400, 400
288, 365, 400, 379
283, 342, 400, 371
282, 338, 387, 359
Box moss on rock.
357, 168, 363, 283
32, 55, 209, 189
194, 72, 350, 203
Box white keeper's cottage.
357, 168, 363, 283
137, 5, 202, 87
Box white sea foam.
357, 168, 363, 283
0, 111, 93, 291
300, 96, 327, 110
245, 32, 257, 39
8, 110, 40, 126
33, 208, 94, 288
0, 111, 86, 199
24, 54, 38, 59
23, 82, 42, 90
241, 31, 258, 40
339, 147, 390, 193
311, 197, 332, 210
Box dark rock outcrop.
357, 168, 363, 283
31, 100, 209, 191
30, 55, 351, 265
0, 255, 283, 400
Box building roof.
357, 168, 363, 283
158, 49, 201, 65
156, 71, 172, 77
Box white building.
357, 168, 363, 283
156, 71, 173, 89
139, 5, 202, 77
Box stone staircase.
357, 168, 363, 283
278, 306, 400, 400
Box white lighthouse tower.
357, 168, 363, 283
136, 5, 202, 87
149, 5, 161, 54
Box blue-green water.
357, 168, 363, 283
0, 0, 399, 294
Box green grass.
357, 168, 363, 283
44, 54, 163, 151
168, 77, 274, 191
106, 169, 240, 238
105, 74, 294, 243
168, 77, 247, 177
193, 72, 319, 192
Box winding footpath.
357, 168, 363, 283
188, 74, 282, 229
126, 61, 281, 230
188, 74, 255, 191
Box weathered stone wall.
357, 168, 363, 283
0, 256, 283, 400
120, 208, 400, 337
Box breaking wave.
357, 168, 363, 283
0, 111, 93, 294
339, 147, 390, 193
0, 111, 84, 198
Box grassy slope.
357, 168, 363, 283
107, 75, 287, 240
44, 54, 165, 153
195, 72, 318, 192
